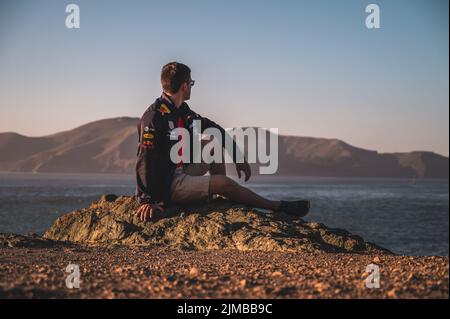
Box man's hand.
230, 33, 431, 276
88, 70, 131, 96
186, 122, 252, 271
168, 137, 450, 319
235, 161, 251, 182
135, 203, 164, 222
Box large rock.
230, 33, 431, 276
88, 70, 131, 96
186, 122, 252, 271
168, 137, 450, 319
41, 195, 391, 254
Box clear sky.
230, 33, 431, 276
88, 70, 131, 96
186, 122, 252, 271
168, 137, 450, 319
0, 0, 448, 156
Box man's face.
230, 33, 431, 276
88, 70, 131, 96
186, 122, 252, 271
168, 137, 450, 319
181, 78, 193, 101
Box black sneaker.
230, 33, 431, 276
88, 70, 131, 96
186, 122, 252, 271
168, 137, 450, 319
276, 200, 310, 217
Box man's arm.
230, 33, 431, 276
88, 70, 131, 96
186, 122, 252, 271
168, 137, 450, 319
135, 109, 164, 206
135, 109, 166, 221
188, 109, 251, 181
188, 109, 244, 161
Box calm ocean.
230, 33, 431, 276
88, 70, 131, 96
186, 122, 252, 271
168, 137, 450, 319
0, 172, 448, 256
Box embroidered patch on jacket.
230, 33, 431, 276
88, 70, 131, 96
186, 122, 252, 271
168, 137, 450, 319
168, 130, 178, 139
159, 103, 171, 115
141, 140, 154, 149
141, 129, 155, 149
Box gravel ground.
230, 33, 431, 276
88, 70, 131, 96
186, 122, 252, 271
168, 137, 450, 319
0, 246, 447, 299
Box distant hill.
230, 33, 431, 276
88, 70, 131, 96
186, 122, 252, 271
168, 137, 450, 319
0, 117, 448, 178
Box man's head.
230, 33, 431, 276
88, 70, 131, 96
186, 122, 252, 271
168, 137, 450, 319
161, 62, 194, 101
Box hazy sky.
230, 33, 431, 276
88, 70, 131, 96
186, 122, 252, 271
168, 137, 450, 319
0, 0, 448, 156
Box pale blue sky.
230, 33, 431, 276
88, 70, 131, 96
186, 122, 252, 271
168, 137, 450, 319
0, 0, 448, 156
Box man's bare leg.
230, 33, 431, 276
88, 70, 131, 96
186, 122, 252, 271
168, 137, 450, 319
207, 164, 310, 216
209, 174, 280, 211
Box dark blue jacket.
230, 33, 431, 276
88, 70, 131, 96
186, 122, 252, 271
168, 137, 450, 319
135, 94, 241, 205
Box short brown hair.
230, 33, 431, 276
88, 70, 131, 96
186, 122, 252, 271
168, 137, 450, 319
161, 62, 191, 94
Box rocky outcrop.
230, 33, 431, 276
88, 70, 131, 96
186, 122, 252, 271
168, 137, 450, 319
39, 194, 392, 254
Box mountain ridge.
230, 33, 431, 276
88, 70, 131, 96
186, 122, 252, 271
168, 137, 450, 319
0, 117, 448, 178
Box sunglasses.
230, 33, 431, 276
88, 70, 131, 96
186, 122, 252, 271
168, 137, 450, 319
188, 79, 195, 87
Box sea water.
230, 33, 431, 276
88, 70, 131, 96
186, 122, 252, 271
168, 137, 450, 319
0, 172, 448, 255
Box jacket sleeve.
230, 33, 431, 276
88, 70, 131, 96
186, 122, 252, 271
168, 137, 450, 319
189, 109, 245, 163
135, 110, 163, 205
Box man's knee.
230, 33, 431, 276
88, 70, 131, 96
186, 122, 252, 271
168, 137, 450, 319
210, 175, 237, 195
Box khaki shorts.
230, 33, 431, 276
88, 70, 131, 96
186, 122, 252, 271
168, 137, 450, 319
170, 163, 212, 204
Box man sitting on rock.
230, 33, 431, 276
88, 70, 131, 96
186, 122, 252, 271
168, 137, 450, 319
135, 62, 310, 221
